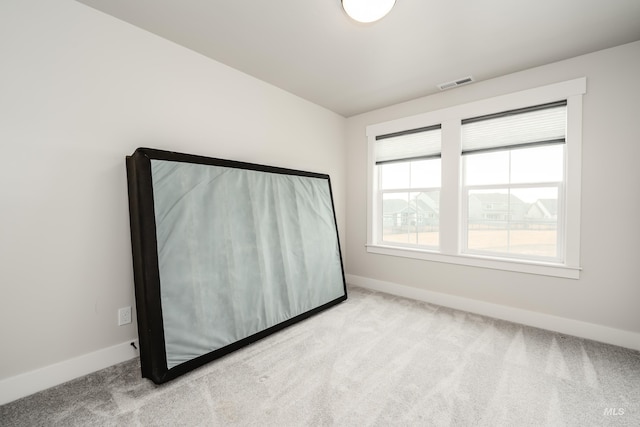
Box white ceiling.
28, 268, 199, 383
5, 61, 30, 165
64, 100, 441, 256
76, 0, 640, 117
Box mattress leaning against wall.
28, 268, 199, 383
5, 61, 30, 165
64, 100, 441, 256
126, 147, 347, 384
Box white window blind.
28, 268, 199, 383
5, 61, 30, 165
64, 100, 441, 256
461, 101, 567, 154
375, 124, 441, 164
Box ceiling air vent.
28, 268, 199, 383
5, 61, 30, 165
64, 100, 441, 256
437, 76, 474, 91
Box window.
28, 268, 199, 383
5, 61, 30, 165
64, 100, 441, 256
366, 78, 585, 278
461, 101, 566, 262
376, 125, 441, 248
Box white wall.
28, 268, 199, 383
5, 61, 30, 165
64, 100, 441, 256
345, 41, 640, 345
0, 0, 346, 399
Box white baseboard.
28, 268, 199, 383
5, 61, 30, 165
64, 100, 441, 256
0, 339, 139, 405
346, 274, 640, 352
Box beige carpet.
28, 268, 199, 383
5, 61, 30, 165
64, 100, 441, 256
1, 285, 639, 426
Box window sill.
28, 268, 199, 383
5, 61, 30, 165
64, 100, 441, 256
365, 244, 581, 279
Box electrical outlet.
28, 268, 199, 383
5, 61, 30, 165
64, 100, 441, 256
118, 306, 132, 326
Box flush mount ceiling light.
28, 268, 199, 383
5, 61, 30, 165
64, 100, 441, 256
342, 0, 396, 23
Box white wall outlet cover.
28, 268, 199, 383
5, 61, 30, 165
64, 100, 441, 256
118, 306, 132, 326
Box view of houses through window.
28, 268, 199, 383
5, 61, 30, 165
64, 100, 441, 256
380, 184, 560, 259
380, 157, 441, 247
462, 148, 563, 260
464, 187, 559, 258
382, 190, 440, 246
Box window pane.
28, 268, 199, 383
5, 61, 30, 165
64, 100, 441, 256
380, 162, 409, 189
382, 192, 412, 243
511, 144, 564, 183
511, 187, 558, 258
464, 151, 509, 185
381, 159, 441, 190
411, 158, 441, 188
382, 191, 439, 247
465, 144, 564, 186
467, 189, 510, 251
413, 191, 440, 246
466, 188, 558, 259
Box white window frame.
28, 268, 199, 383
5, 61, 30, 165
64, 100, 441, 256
366, 78, 585, 279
